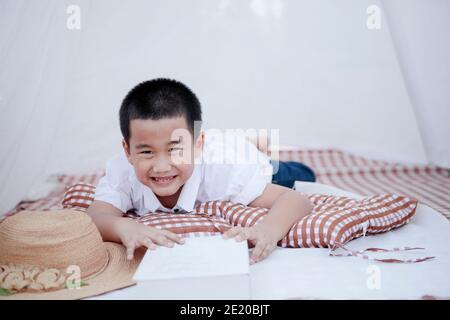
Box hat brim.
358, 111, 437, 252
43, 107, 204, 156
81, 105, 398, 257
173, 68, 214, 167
1, 243, 144, 300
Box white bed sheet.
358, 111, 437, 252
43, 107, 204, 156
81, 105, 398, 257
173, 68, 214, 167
89, 182, 450, 299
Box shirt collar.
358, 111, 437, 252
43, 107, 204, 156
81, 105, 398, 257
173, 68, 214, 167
138, 164, 202, 213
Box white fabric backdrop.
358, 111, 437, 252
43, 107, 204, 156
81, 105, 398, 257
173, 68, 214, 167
0, 0, 448, 214
382, 0, 450, 168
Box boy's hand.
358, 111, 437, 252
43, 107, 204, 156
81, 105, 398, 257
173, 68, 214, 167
222, 222, 279, 264
115, 218, 185, 260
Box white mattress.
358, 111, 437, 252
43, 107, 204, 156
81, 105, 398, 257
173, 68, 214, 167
89, 182, 450, 299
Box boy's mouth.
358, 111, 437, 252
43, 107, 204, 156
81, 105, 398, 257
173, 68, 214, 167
150, 175, 177, 185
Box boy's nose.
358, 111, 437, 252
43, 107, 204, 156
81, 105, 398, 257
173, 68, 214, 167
152, 157, 172, 173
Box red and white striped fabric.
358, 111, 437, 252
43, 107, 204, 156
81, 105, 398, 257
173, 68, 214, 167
62, 184, 420, 251
275, 149, 450, 220
63, 184, 429, 263
61, 183, 420, 249
3, 149, 449, 221
193, 194, 419, 250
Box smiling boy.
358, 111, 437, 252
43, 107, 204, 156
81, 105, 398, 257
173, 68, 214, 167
87, 78, 314, 264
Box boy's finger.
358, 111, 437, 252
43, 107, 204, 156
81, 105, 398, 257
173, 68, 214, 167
222, 226, 242, 239
153, 234, 175, 248
161, 230, 185, 245
259, 244, 273, 261
235, 229, 251, 242
250, 242, 266, 264
236, 228, 257, 242
139, 237, 157, 250
125, 241, 136, 260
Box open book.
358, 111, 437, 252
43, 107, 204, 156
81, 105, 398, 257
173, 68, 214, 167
133, 235, 251, 299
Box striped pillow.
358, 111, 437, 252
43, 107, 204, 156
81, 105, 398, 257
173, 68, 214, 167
62, 183, 96, 211
193, 194, 417, 248
62, 183, 418, 248
62, 183, 227, 238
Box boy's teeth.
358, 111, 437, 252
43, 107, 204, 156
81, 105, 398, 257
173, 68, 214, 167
153, 176, 174, 182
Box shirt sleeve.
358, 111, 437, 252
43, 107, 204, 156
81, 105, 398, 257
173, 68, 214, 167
225, 134, 273, 205
94, 154, 133, 213
227, 163, 272, 205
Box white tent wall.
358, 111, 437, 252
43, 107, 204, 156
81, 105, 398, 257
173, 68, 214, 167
0, 0, 447, 214
382, 0, 450, 168
0, 0, 83, 213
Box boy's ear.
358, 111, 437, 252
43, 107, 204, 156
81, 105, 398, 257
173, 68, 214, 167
193, 131, 205, 158
122, 139, 133, 163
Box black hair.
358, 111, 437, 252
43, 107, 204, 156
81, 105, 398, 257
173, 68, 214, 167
119, 78, 202, 145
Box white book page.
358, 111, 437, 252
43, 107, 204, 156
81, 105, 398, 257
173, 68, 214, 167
133, 235, 250, 281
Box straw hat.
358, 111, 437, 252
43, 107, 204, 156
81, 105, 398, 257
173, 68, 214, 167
0, 209, 144, 299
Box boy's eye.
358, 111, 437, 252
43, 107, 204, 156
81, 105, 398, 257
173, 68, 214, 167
169, 147, 183, 152
141, 151, 154, 155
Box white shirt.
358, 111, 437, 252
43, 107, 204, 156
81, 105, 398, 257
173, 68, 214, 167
94, 132, 273, 215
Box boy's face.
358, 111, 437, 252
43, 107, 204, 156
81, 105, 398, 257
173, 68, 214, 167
122, 116, 204, 201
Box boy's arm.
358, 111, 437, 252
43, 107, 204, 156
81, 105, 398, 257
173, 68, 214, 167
248, 183, 312, 240
86, 200, 128, 243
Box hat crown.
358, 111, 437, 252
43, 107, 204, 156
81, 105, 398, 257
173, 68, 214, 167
0, 210, 108, 279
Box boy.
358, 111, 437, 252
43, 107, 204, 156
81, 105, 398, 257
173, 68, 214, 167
87, 78, 315, 264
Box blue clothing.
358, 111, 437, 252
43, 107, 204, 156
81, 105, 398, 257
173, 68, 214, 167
270, 160, 316, 188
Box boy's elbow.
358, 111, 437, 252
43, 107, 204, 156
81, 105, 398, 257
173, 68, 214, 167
86, 203, 101, 220
292, 191, 313, 217
303, 196, 313, 214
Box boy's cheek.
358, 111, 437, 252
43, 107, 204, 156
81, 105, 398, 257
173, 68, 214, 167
178, 164, 195, 178
133, 160, 152, 178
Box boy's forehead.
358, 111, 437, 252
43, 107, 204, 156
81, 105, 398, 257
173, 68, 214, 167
129, 117, 192, 145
